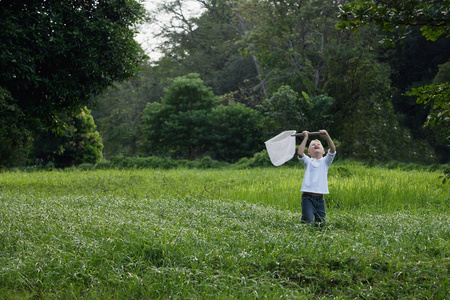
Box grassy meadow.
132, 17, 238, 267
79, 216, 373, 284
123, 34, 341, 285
0, 162, 449, 299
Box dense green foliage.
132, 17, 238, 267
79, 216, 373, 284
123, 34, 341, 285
0, 0, 145, 166
408, 83, 449, 140
92, 0, 448, 164
407, 61, 450, 142
154, 0, 262, 98
337, 0, 450, 161
1, 0, 448, 166
337, 0, 450, 43
141, 73, 219, 159
141, 74, 264, 161
0, 0, 145, 123
0, 87, 31, 166
32, 108, 104, 168
92, 64, 164, 158
0, 166, 448, 298
209, 102, 264, 162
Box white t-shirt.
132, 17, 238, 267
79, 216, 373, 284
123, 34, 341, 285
298, 150, 336, 194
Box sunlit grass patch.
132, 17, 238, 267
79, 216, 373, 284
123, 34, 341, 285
0, 165, 448, 298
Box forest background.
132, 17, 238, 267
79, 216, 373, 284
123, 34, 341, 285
1, 0, 449, 168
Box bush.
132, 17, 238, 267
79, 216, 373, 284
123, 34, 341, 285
94, 161, 112, 170
234, 150, 273, 168
32, 107, 103, 168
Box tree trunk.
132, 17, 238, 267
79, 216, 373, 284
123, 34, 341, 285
226, 0, 267, 96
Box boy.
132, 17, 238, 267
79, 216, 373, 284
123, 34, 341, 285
297, 130, 336, 226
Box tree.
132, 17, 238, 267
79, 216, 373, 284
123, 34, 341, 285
92, 63, 165, 158
258, 85, 334, 148
377, 30, 450, 134
32, 108, 104, 168
411, 61, 450, 146
209, 102, 264, 162
0, 0, 146, 129
0, 87, 31, 167
234, 1, 425, 161
234, 0, 340, 94
337, 0, 449, 161
141, 73, 219, 159
141, 73, 265, 161
324, 38, 436, 162
151, 0, 261, 102
407, 82, 450, 143
258, 86, 312, 135
337, 0, 450, 43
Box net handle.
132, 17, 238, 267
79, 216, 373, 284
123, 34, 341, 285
291, 131, 320, 137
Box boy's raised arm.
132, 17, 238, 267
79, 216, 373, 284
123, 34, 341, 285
320, 130, 336, 153
297, 131, 309, 157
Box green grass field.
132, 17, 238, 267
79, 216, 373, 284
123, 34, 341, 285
0, 163, 448, 299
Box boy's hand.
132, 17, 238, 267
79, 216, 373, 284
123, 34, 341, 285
319, 129, 336, 153
298, 131, 309, 157
319, 130, 328, 137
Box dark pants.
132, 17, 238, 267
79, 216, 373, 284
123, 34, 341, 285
301, 193, 326, 225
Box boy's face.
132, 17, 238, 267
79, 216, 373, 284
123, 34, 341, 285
308, 140, 325, 158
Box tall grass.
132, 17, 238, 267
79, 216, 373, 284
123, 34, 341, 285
3, 163, 445, 212
0, 164, 448, 299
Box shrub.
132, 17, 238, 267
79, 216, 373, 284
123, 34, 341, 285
94, 161, 112, 170
234, 150, 272, 168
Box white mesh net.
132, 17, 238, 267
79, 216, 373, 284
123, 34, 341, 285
264, 130, 297, 166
